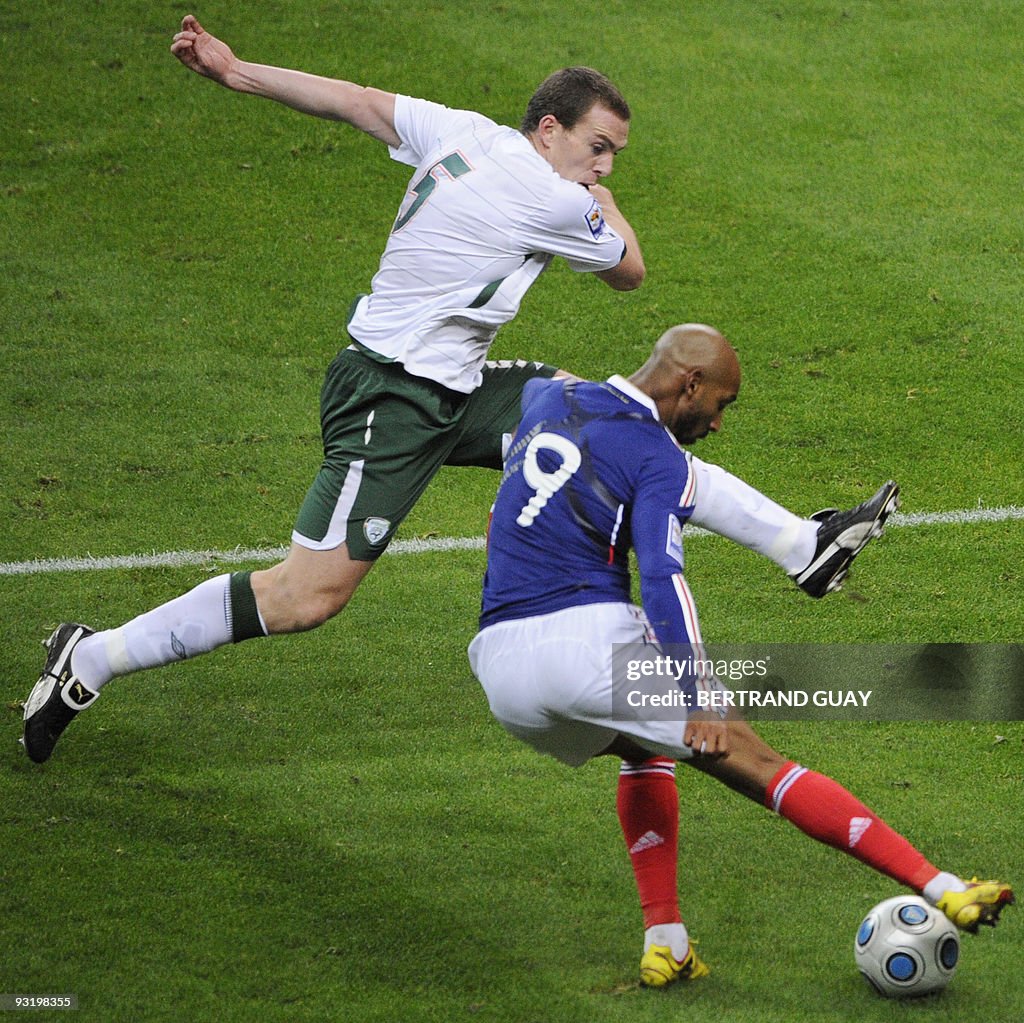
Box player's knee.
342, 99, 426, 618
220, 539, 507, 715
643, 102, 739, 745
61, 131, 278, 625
291, 588, 350, 630
253, 567, 353, 633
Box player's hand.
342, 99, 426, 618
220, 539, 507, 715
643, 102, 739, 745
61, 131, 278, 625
586, 182, 615, 207
684, 710, 729, 757
171, 15, 237, 84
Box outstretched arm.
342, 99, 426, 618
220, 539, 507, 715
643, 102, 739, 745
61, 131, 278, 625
170, 15, 400, 147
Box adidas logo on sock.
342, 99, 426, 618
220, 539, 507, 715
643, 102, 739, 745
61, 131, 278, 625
848, 816, 873, 848
629, 830, 665, 855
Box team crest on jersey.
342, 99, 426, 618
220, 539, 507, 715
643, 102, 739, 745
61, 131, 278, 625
584, 198, 609, 239
363, 517, 392, 546
665, 515, 684, 568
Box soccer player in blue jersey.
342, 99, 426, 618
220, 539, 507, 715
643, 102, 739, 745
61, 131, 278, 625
469, 323, 1013, 986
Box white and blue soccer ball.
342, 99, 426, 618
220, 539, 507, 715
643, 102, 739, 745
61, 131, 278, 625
854, 895, 960, 997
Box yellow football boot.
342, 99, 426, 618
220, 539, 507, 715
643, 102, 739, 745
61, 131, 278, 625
640, 943, 709, 987
936, 878, 1015, 933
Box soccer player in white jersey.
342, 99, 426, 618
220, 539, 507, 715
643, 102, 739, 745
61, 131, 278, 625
469, 324, 1013, 986
24, 16, 891, 762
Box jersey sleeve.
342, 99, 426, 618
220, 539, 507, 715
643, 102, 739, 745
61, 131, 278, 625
522, 178, 627, 273
388, 94, 491, 168
630, 444, 700, 649
630, 444, 720, 706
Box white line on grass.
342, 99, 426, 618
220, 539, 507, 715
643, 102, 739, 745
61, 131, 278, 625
1, 506, 1022, 577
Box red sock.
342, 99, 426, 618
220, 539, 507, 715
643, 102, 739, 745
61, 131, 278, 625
617, 758, 681, 928
766, 761, 938, 891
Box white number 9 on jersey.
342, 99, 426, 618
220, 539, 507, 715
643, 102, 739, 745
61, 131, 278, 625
517, 432, 582, 527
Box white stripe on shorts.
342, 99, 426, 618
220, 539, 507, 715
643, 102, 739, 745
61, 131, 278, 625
292, 459, 365, 552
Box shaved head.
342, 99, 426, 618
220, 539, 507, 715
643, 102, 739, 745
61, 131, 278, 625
643, 323, 739, 389
630, 323, 741, 445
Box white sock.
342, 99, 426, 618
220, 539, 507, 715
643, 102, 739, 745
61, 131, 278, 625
70, 574, 234, 691
922, 871, 967, 905
687, 456, 818, 574
644, 922, 689, 961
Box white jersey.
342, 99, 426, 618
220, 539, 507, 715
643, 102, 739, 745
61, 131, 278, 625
347, 95, 627, 393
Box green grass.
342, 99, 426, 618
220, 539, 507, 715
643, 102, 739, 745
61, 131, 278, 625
2, 2, 1022, 1021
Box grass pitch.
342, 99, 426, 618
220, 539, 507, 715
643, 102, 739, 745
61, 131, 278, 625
2, 2, 1022, 1021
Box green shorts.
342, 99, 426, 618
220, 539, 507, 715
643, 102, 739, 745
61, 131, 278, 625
293, 346, 557, 561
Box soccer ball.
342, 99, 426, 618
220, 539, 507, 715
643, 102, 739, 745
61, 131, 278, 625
854, 895, 960, 997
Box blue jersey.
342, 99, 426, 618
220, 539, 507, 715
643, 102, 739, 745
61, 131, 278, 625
480, 375, 701, 647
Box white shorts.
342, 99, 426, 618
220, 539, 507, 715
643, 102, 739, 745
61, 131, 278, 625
468, 602, 698, 767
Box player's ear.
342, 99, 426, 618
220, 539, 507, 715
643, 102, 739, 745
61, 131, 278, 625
535, 113, 561, 146
684, 367, 704, 397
